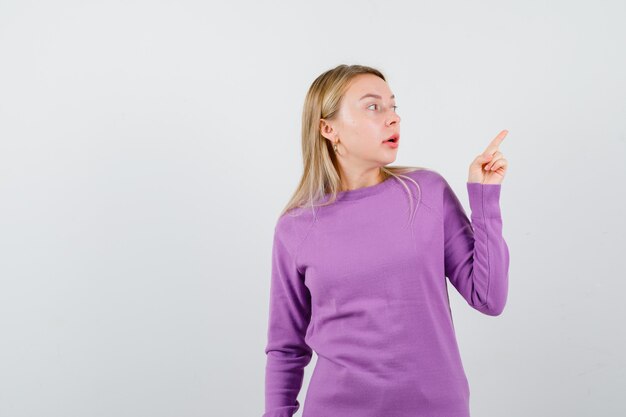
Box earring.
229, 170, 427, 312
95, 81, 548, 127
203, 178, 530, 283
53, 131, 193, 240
333, 139, 339, 153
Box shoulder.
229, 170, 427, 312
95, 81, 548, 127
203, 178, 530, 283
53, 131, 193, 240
273, 206, 317, 256
397, 167, 457, 218
398, 167, 450, 202
402, 166, 448, 188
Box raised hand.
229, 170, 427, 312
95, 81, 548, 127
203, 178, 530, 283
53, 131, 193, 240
468, 129, 509, 185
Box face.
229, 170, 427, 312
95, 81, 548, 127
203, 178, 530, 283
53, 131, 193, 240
320, 73, 401, 168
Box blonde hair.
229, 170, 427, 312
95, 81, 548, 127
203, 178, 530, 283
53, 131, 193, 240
280, 64, 426, 226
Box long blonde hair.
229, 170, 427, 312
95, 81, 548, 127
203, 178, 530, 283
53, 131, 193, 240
280, 64, 426, 225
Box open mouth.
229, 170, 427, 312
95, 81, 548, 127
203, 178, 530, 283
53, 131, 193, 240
383, 134, 399, 143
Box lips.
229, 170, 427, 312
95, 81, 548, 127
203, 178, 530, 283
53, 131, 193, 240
383, 133, 399, 143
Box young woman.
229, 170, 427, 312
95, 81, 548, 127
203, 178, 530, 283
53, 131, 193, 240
262, 64, 510, 417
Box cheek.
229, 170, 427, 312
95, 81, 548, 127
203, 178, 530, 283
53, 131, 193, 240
349, 115, 376, 136
341, 113, 380, 146
341, 116, 362, 139
361, 120, 382, 143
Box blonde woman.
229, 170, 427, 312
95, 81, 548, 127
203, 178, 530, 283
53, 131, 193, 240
262, 64, 510, 417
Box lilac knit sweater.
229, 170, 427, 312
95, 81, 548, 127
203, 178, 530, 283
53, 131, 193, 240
263, 168, 510, 417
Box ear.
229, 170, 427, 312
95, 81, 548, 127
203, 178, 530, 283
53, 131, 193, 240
319, 118, 337, 142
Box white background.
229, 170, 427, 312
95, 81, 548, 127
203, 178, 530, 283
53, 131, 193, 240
0, 1, 624, 416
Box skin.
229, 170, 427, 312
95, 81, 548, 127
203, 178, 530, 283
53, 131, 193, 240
468, 129, 509, 185
319, 73, 401, 191
320, 73, 508, 190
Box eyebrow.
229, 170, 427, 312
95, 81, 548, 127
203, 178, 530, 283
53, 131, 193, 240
359, 93, 395, 101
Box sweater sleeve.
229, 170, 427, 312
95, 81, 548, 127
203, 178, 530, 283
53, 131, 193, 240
262, 224, 313, 417
442, 179, 510, 316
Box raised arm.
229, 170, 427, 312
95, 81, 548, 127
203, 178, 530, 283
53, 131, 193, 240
443, 179, 510, 316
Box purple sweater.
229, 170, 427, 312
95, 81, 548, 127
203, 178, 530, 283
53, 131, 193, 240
263, 168, 509, 417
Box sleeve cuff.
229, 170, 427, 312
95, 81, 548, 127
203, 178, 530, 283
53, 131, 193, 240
467, 182, 502, 219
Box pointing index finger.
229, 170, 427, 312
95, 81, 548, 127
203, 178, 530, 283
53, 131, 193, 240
485, 129, 508, 154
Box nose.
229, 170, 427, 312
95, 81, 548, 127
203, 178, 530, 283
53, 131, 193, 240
387, 112, 401, 126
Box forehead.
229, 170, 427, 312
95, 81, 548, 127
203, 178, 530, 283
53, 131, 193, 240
344, 74, 394, 101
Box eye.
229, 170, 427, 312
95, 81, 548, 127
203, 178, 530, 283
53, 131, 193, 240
367, 104, 399, 111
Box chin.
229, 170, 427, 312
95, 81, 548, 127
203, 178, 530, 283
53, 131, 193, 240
379, 154, 398, 164
385, 150, 398, 162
